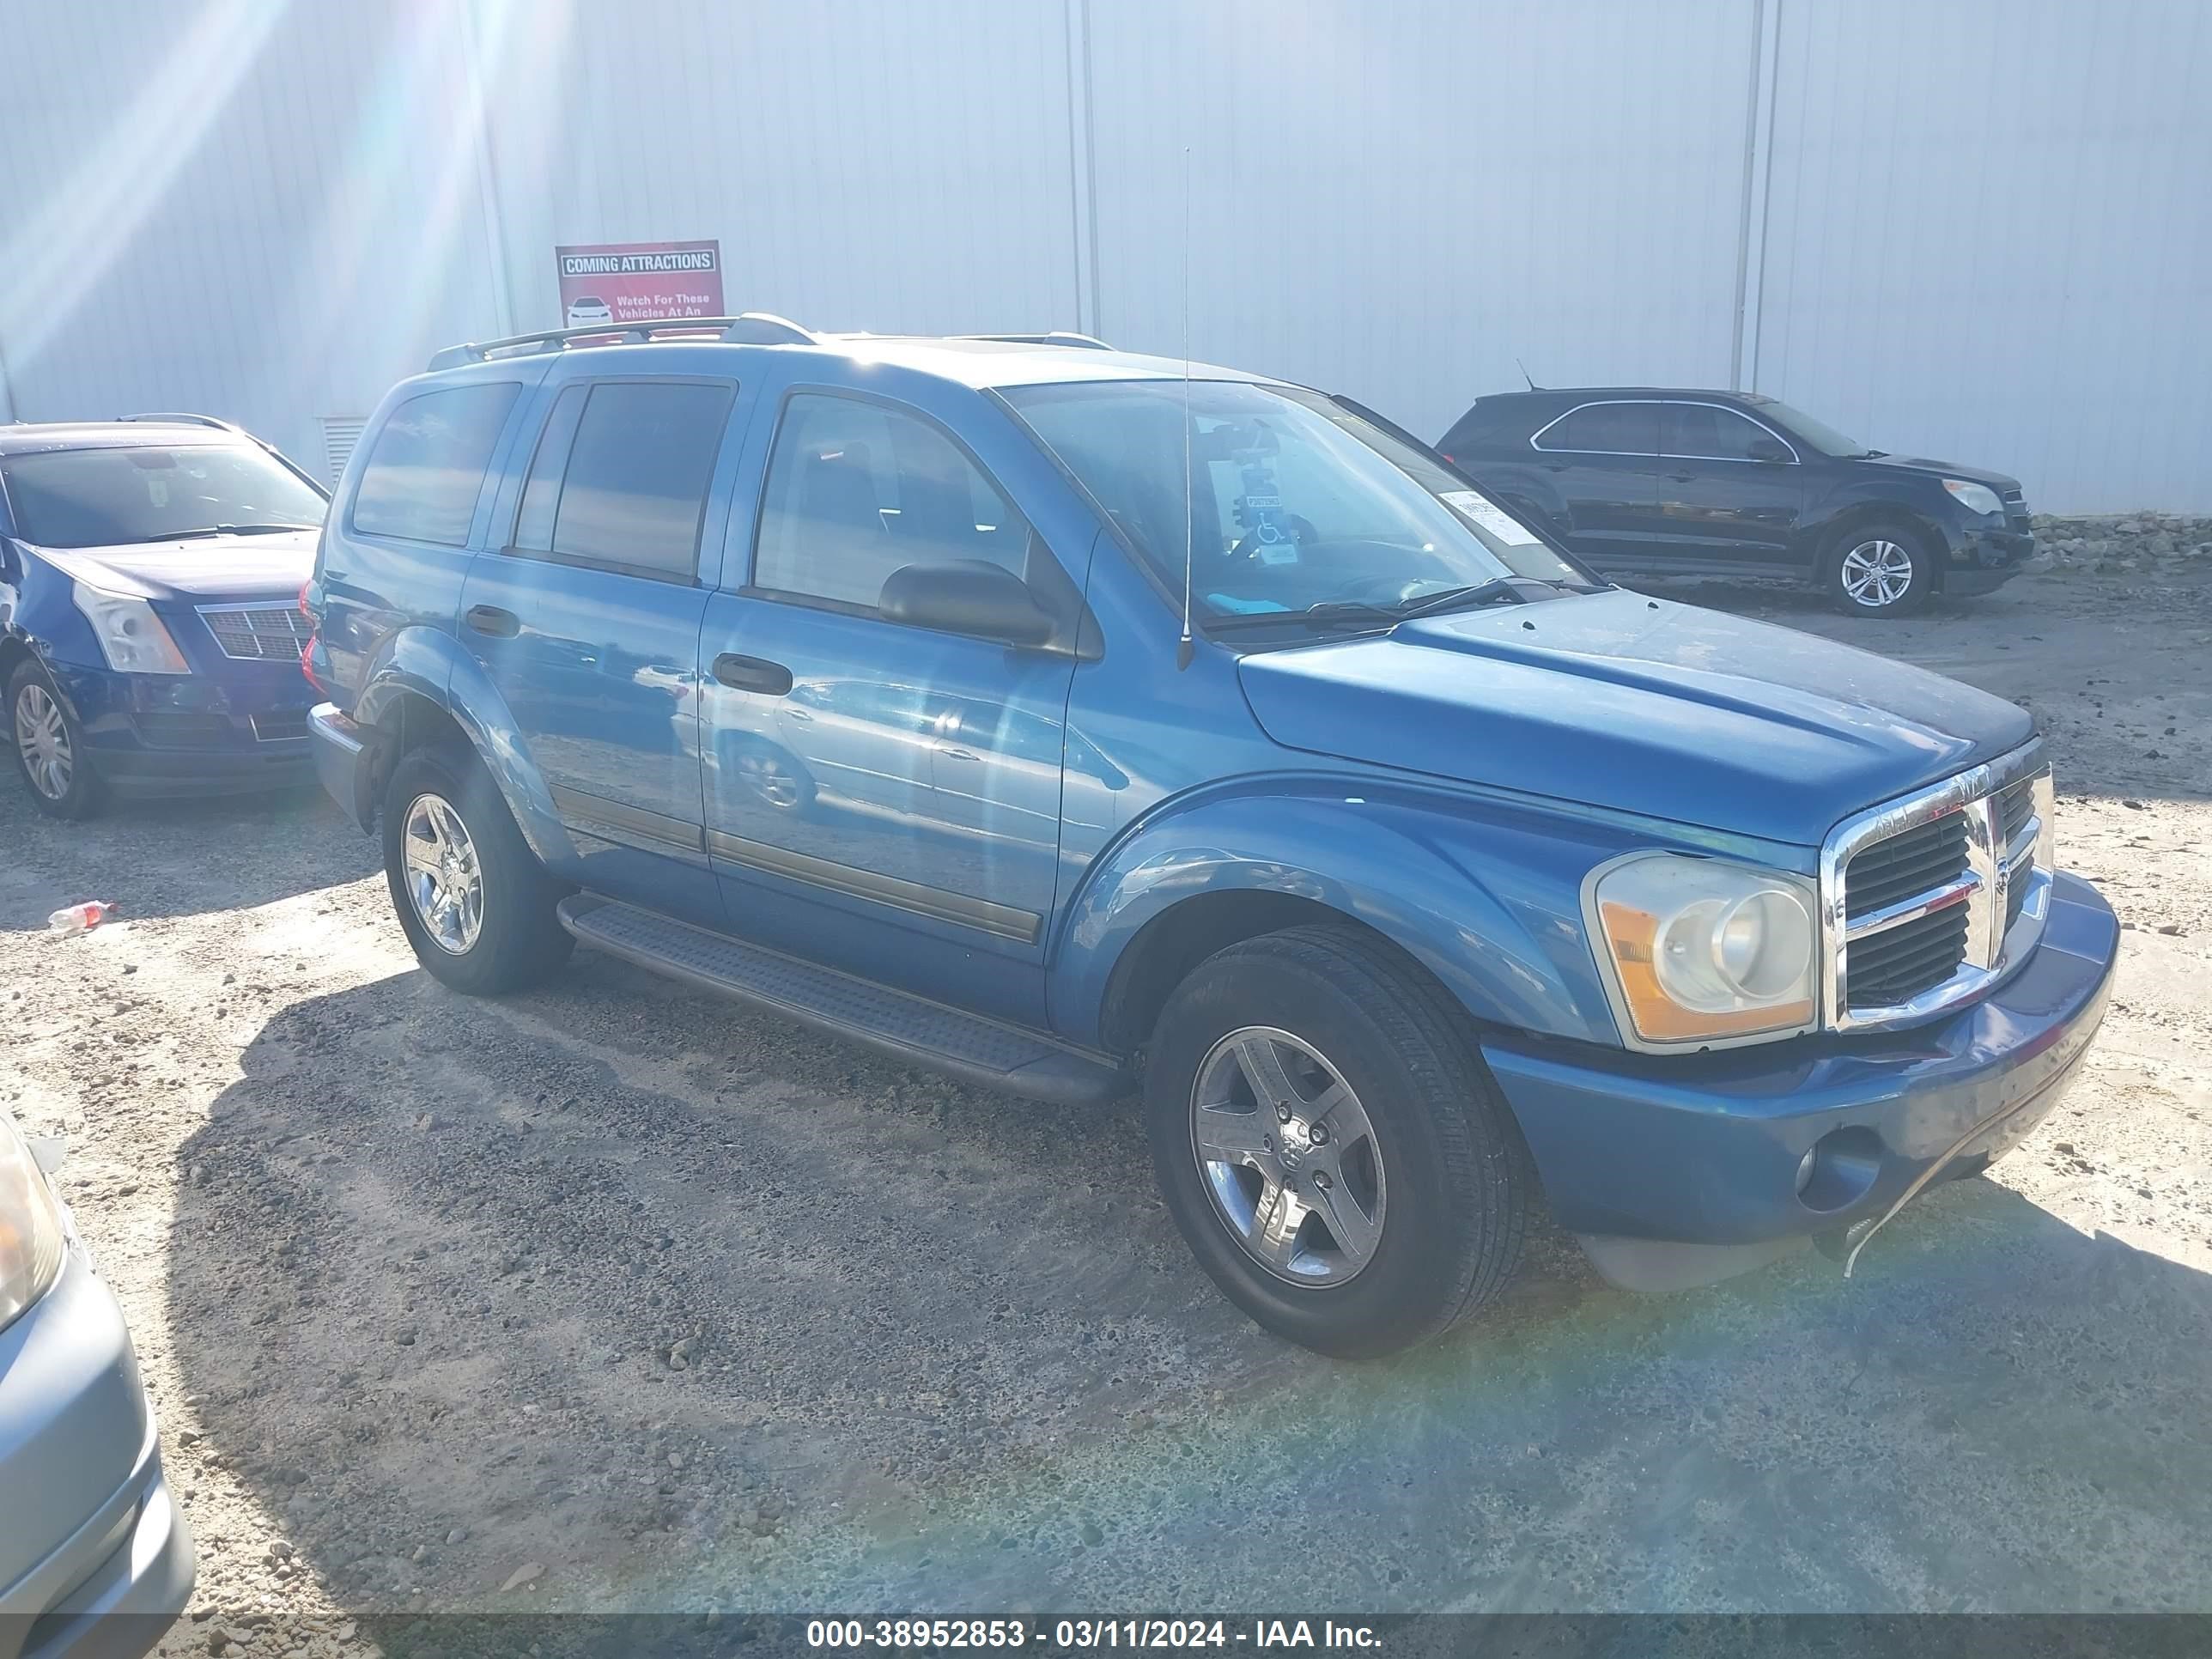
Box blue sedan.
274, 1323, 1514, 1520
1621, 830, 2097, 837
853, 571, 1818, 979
0, 419, 328, 818
0, 1105, 194, 1659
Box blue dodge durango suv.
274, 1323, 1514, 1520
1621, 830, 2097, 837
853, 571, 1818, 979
305, 316, 2116, 1357
1, 416, 327, 817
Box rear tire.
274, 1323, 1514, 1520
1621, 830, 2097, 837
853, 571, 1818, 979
9, 659, 105, 820
1826, 521, 1934, 616
382, 743, 572, 994
1144, 925, 1532, 1358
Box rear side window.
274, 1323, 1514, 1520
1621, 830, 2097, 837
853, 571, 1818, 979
350, 382, 520, 545
1662, 403, 1784, 461
1533, 402, 1659, 455
509, 380, 734, 580
751, 392, 1030, 610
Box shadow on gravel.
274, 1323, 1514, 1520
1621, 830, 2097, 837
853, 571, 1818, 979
0, 781, 375, 927
166, 964, 2212, 1613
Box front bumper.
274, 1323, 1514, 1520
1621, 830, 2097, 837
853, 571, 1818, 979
46, 663, 312, 798
1936, 519, 2035, 594
1482, 871, 2116, 1281
0, 1258, 195, 1659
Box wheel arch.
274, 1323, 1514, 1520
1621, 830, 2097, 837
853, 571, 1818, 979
351, 625, 570, 864
1813, 502, 1949, 591
1051, 784, 1626, 1057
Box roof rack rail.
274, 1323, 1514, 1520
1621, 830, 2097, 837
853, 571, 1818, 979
953, 331, 1115, 350
428, 313, 819, 371
119, 410, 247, 434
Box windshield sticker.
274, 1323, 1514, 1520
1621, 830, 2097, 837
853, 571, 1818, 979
1442, 489, 1541, 545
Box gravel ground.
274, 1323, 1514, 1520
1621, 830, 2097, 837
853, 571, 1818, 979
3, 562, 2210, 1650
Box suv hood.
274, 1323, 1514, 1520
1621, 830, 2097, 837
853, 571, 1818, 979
1236, 589, 2033, 846
30, 531, 319, 602
1860, 454, 2020, 492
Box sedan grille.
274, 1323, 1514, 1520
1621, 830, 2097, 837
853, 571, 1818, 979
199, 604, 311, 661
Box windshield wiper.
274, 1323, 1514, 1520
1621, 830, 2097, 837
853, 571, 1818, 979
168, 522, 319, 538
1204, 599, 1400, 635
1392, 577, 1532, 618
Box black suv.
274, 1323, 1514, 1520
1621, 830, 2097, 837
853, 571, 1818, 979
1437, 389, 2033, 615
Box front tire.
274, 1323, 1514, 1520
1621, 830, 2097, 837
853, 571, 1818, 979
1827, 521, 1934, 616
9, 659, 105, 820
382, 743, 572, 994
1144, 926, 1532, 1358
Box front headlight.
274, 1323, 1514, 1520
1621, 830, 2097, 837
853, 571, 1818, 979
1942, 479, 2004, 517
1588, 854, 1819, 1048
0, 1114, 67, 1334
73, 580, 191, 674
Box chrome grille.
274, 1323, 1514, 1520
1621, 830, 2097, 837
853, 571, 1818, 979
1846, 906, 1972, 1008
198, 603, 311, 661
1821, 750, 2055, 1029
1844, 811, 1968, 920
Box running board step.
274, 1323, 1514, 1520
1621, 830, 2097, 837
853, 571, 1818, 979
556, 896, 1128, 1105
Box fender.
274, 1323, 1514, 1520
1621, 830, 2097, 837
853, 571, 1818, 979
1046, 774, 1711, 1051
350, 623, 574, 866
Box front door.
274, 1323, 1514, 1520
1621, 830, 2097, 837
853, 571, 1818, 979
459, 374, 740, 913
1654, 401, 1808, 564
700, 388, 1079, 1024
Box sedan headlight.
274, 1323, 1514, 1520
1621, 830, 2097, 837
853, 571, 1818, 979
1942, 479, 2004, 517
73, 580, 191, 674
1588, 854, 1819, 1048
0, 1114, 67, 1334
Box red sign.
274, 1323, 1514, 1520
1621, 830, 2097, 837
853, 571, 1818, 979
555, 240, 724, 327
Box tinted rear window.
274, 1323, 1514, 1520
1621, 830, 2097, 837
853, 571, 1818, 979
1534, 402, 1659, 453
516, 380, 734, 579
350, 382, 521, 546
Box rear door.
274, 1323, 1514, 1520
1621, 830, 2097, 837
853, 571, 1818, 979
1656, 400, 1808, 565
1524, 400, 1665, 568
459, 373, 744, 914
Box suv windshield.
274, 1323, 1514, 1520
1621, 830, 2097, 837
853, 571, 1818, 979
0, 443, 326, 549
1751, 398, 1870, 459
1005, 380, 1589, 629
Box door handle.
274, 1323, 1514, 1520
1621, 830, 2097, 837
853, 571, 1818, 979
713, 653, 793, 696
938, 746, 979, 762
1667, 471, 1697, 483
782, 706, 813, 722
464, 604, 520, 638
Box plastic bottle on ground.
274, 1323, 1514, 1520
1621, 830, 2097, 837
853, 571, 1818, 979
46, 901, 116, 937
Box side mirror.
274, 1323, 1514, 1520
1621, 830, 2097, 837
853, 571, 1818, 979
879, 561, 1056, 647
1748, 438, 1792, 464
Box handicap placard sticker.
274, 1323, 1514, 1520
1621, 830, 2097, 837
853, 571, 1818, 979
1442, 489, 1542, 546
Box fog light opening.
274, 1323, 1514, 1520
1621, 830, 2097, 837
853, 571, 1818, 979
1796, 1127, 1883, 1214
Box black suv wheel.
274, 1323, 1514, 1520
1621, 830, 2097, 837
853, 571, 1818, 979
1144, 926, 1532, 1358
1827, 520, 1935, 616
382, 743, 573, 994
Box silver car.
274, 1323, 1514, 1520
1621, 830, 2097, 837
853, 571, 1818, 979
0, 1109, 193, 1659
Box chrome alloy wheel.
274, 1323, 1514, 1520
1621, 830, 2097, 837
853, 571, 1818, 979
1839, 539, 1916, 608
13, 682, 73, 801
400, 792, 483, 955
735, 749, 804, 809
1189, 1026, 1388, 1285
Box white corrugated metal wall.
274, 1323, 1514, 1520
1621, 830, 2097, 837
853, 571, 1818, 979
1, 0, 2205, 510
